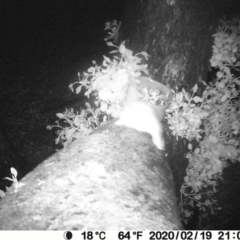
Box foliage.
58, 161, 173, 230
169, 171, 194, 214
104, 20, 121, 43
165, 17, 240, 223
0, 168, 18, 199
210, 17, 240, 70
69, 41, 149, 118
47, 103, 104, 148
47, 17, 240, 225
48, 20, 150, 146
165, 84, 208, 141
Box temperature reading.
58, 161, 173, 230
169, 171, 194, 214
133, 231, 143, 239
118, 231, 143, 240
81, 231, 106, 240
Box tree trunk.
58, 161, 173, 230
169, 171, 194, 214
119, 0, 240, 229
0, 121, 182, 230
121, 0, 239, 89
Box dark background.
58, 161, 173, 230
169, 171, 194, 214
0, 0, 125, 182
1, 0, 124, 84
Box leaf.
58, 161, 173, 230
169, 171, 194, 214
56, 113, 65, 119
88, 67, 95, 73
119, 43, 126, 54
3, 177, 14, 182
193, 96, 202, 103
223, 66, 231, 77
0, 190, 5, 198
94, 108, 100, 115
196, 181, 202, 186
66, 128, 76, 139
194, 147, 200, 154
209, 135, 218, 143
76, 85, 82, 94
196, 202, 202, 208
100, 103, 108, 112
216, 71, 224, 78
235, 61, 240, 66
183, 210, 192, 217
10, 168, 18, 178
192, 84, 198, 93
221, 93, 228, 102
73, 117, 81, 127
233, 78, 240, 85
194, 194, 201, 200
204, 199, 211, 206
85, 102, 91, 108
80, 109, 85, 117
176, 92, 183, 101
109, 50, 119, 54
104, 22, 110, 30
139, 51, 149, 59
124, 48, 133, 57
182, 91, 189, 101
69, 83, 74, 91
201, 80, 207, 86
231, 56, 236, 63
103, 115, 107, 122
210, 59, 218, 67
103, 55, 111, 63
217, 82, 225, 89
184, 176, 189, 183
227, 146, 238, 157
188, 143, 192, 150
215, 53, 222, 61
106, 41, 115, 47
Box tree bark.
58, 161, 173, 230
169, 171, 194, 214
0, 121, 182, 230
120, 0, 240, 193
121, 0, 239, 89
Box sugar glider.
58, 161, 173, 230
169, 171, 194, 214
115, 80, 166, 150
